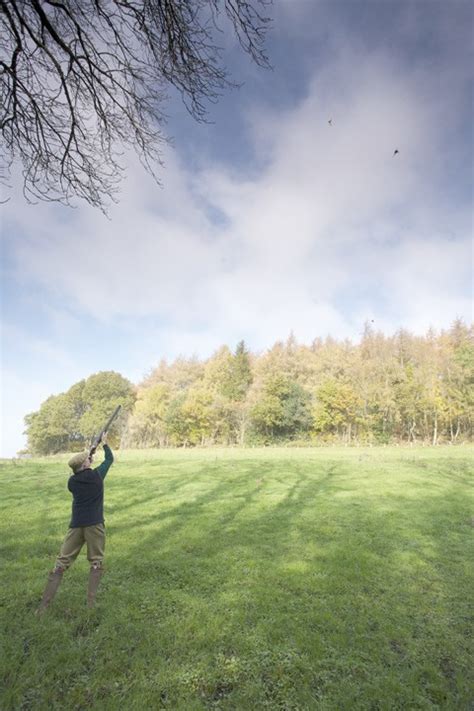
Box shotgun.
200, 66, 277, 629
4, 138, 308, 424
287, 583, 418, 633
89, 405, 122, 456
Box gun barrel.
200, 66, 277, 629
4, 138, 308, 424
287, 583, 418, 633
89, 405, 122, 455
102, 404, 122, 434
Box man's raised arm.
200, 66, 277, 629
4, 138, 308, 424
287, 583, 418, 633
94, 432, 114, 480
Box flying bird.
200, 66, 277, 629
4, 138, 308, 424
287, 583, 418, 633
393, 149, 399, 156
328, 118, 333, 126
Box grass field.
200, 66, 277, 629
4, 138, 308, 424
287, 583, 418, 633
0, 446, 473, 710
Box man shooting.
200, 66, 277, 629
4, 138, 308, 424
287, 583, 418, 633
37, 432, 114, 613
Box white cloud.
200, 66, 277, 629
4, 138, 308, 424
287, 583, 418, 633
4, 50, 471, 342
1, 39, 472, 455
2, 322, 77, 370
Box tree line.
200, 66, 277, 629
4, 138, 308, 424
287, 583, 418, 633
24, 321, 473, 454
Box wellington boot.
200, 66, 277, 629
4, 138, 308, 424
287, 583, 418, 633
36, 569, 64, 615
87, 565, 103, 607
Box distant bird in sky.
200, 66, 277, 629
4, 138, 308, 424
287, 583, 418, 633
393, 149, 399, 156
328, 118, 333, 126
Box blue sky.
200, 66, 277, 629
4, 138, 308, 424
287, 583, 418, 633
1, 0, 473, 456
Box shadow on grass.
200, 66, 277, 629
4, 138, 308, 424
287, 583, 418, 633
1, 454, 472, 710
110, 457, 473, 709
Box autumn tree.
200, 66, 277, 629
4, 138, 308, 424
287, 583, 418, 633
354, 326, 399, 443
200, 341, 253, 443
143, 356, 204, 392
125, 382, 170, 447
443, 324, 474, 441
163, 393, 189, 446
164, 388, 214, 446
0, 0, 271, 209
312, 378, 362, 443
31, 322, 474, 452
202, 345, 234, 397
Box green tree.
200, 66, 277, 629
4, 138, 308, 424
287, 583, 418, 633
226, 340, 253, 401
164, 394, 189, 446
251, 375, 312, 442
25, 393, 77, 455
78, 371, 136, 447
25, 370, 135, 454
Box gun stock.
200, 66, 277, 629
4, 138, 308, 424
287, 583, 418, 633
89, 405, 122, 455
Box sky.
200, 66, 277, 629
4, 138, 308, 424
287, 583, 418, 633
1, 0, 473, 457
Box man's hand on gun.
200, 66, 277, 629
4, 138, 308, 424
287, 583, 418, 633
89, 431, 106, 456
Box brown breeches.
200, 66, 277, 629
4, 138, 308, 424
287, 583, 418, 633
55, 524, 105, 570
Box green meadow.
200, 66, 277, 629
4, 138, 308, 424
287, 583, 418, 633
1, 447, 473, 710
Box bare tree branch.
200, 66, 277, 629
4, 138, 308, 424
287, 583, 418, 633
0, 0, 271, 210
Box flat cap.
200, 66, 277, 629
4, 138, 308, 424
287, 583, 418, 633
68, 451, 89, 473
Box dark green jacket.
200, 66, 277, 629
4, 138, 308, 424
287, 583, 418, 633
68, 445, 114, 527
